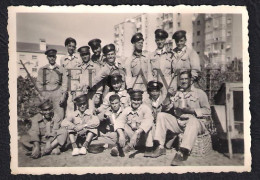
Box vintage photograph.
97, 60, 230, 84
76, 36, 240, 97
9, 5, 250, 174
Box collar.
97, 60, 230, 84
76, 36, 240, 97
79, 61, 94, 68
133, 51, 146, 59
174, 45, 187, 54
155, 47, 167, 56
75, 109, 92, 117
65, 53, 78, 61
117, 90, 127, 97
44, 64, 59, 70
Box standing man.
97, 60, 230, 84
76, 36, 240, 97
77, 46, 101, 110
36, 49, 67, 119
60, 37, 81, 114
113, 90, 154, 157
171, 30, 201, 83
152, 70, 211, 165
88, 38, 105, 67
148, 29, 175, 95
125, 33, 150, 92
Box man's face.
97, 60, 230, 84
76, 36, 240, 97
110, 99, 120, 112
47, 55, 57, 66
80, 54, 90, 64
179, 73, 191, 90
155, 38, 166, 49
131, 98, 142, 110
92, 46, 101, 56
106, 51, 116, 64
77, 102, 88, 113
175, 37, 186, 50
149, 89, 160, 100
111, 80, 121, 92
66, 42, 76, 55
134, 40, 144, 51
40, 109, 54, 120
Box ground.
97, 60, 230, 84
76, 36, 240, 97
18, 142, 244, 167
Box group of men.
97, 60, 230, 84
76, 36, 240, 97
20, 29, 211, 166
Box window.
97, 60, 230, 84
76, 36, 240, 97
169, 22, 173, 28
197, 51, 200, 54
221, 43, 224, 50
177, 22, 181, 27
197, 20, 200, 25
227, 18, 232, 24
32, 55, 37, 60
32, 68, 37, 72
197, 41, 200, 46
197, 31, 200, 36
192, 42, 194, 47
227, 31, 231, 37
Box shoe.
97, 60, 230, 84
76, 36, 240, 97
79, 147, 87, 155
123, 144, 135, 154
152, 146, 166, 158
51, 147, 61, 155
144, 147, 153, 158
110, 146, 119, 157
72, 148, 80, 156
170, 151, 188, 166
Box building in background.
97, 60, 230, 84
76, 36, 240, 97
17, 39, 66, 77
203, 14, 242, 69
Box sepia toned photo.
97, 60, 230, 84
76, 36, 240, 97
8, 5, 250, 174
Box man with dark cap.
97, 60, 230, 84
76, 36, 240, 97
61, 94, 100, 156
171, 30, 201, 83
148, 29, 175, 97
113, 89, 154, 157
91, 43, 126, 102
125, 33, 150, 92
36, 49, 67, 120
88, 38, 105, 67
76, 46, 102, 110
60, 37, 81, 114
152, 70, 211, 165
143, 81, 164, 122
20, 99, 68, 159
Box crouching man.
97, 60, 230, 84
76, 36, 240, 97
152, 70, 211, 165
20, 99, 68, 159
61, 94, 100, 156
113, 90, 154, 157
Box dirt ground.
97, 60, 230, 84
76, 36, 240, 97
18, 142, 244, 167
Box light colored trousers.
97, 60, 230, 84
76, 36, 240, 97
154, 112, 206, 151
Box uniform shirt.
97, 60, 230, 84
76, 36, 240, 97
103, 107, 123, 132
61, 109, 100, 130
125, 51, 150, 90
91, 53, 105, 68
148, 47, 174, 83
114, 104, 154, 133
36, 64, 67, 93
60, 53, 81, 91
171, 46, 201, 78
28, 113, 61, 142
165, 86, 211, 118
143, 93, 164, 121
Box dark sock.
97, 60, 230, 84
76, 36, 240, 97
72, 142, 77, 149
83, 141, 89, 148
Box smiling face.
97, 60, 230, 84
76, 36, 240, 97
175, 37, 186, 50
40, 109, 54, 120
155, 38, 166, 49
134, 40, 144, 51
179, 73, 191, 90
111, 80, 121, 92
92, 46, 101, 56
66, 42, 76, 55
106, 51, 116, 64
80, 54, 91, 64
148, 89, 160, 100
131, 98, 142, 110
76, 102, 88, 113
47, 55, 57, 66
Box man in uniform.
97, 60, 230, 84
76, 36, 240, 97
113, 90, 154, 157
171, 30, 201, 82
36, 49, 67, 119
143, 81, 164, 122
61, 94, 100, 156
76, 46, 102, 110
60, 37, 81, 114
148, 29, 175, 95
152, 70, 211, 165
125, 33, 150, 92
20, 100, 68, 159
88, 38, 104, 67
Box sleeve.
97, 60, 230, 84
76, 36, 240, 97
114, 109, 128, 131
189, 49, 201, 78
194, 90, 211, 118
61, 114, 75, 130
138, 105, 154, 133
28, 115, 41, 142
36, 67, 44, 92
125, 58, 134, 89
146, 53, 153, 82
60, 56, 65, 68
93, 66, 108, 86
52, 114, 62, 131
60, 67, 68, 93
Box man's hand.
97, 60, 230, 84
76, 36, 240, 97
74, 125, 83, 132
118, 135, 126, 148
31, 143, 41, 159
129, 131, 141, 148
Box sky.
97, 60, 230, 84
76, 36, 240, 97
17, 13, 140, 47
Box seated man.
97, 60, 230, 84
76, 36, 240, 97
61, 94, 100, 156
152, 70, 211, 165
95, 94, 123, 147
113, 90, 154, 157
20, 99, 68, 159
96, 74, 130, 120
143, 81, 164, 123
